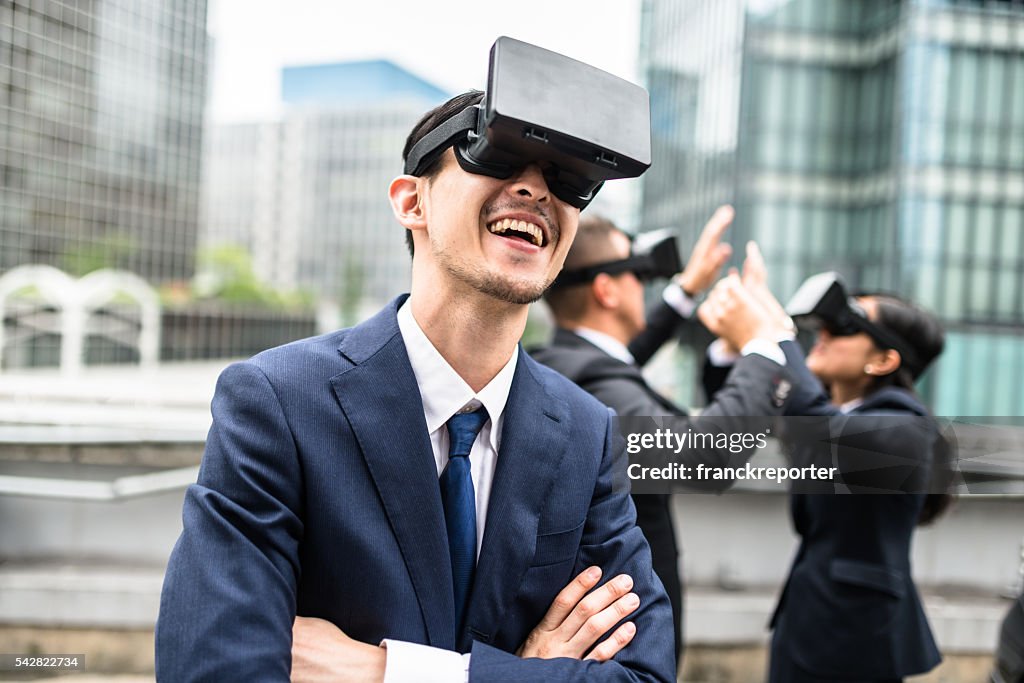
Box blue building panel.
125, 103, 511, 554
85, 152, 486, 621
282, 60, 450, 107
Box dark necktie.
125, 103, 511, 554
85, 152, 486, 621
440, 407, 488, 634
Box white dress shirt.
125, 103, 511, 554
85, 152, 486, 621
382, 301, 518, 683
573, 327, 636, 364
707, 336, 788, 367
573, 283, 695, 365
661, 281, 697, 319
838, 397, 864, 414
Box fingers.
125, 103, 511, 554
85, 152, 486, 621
696, 205, 734, 250
698, 280, 731, 335
535, 566, 602, 631
567, 588, 640, 653
745, 240, 764, 268
584, 621, 637, 662
519, 570, 638, 661
742, 240, 767, 288
702, 259, 794, 346
714, 242, 733, 269
558, 573, 634, 643
714, 272, 744, 301
749, 281, 794, 333
697, 302, 718, 335
735, 244, 791, 332
709, 277, 744, 319
699, 273, 769, 348
681, 205, 735, 295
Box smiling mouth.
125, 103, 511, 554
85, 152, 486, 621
486, 218, 546, 247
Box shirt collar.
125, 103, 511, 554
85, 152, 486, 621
839, 397, 864, 414
573, 326, 635, 365
397, 300, 517, 451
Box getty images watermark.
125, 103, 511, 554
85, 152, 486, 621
613, 415, 1024, 496
625, 425, 837, 485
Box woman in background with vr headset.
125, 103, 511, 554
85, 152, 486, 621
715, 244, 954, 683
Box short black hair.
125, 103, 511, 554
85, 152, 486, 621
400, 90, 485, 257
542, 214, 626, 323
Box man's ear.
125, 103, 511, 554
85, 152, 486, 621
591, 273, 619, 310
389, 175, 428, 232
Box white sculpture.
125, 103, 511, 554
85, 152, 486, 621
0, 266, 160, 375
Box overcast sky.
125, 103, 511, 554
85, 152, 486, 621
207, 0, 643, 123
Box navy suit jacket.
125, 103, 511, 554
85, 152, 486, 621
156, 296, 675, 682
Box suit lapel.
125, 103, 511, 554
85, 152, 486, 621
329, 299, 456, 649
459, 350, 570, 651
562, 330, 682, 414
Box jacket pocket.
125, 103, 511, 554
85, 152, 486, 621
829, 558, 905, 599
531, 520, 585, 567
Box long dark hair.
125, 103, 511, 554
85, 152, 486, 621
864, 294, 954, 525
864, 295, 945, 393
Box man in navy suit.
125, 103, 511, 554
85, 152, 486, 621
156, 88, 790, 681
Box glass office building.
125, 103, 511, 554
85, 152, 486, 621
1, 0, 208, 282
640, 0, 1024, 415
202, 61, 449, 321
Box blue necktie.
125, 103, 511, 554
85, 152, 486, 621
440, 407, 488, 634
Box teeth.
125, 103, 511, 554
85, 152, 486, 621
487, 218, 544, 247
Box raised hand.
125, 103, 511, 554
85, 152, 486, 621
698, 273, 780, 351
677, 205, 735, 297
741, 241, 794, 335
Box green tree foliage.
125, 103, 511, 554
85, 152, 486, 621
62, 234, 137, 277
189, 244, 314, 310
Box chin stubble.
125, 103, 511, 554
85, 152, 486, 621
434, 247, 552, 305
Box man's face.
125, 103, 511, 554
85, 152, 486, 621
607, 230, 647, 337
418, 150, 580, 305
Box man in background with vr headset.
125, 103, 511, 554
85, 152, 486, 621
157, 38, 678, 682
533, 212, 806, 666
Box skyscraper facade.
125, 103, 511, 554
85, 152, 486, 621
640, 0, 1024, 415
1, 0, 209, 282
201, 61, 449, 320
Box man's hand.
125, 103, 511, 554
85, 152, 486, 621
517, 566, 639, 662
292, 616, 386, 683
698, 273, 781, 350
677, 205, 735, 296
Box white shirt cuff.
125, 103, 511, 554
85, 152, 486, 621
381, 639, 470, 683
740, 338, 786, 366
707, 338, 740, 367
662, 283, 696, 318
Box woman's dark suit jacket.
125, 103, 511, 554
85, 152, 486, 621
765, 344, 943, 681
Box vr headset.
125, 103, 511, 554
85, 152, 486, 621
551, 229, 682, 289
403, 36, 652, 209
785, 272, 924, 377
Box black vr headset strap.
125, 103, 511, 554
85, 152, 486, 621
858, 318, 923, 377
552, 256, 652, 289
403, 106, 479, 176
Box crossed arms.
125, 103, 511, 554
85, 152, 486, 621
155, 360, 674, 682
